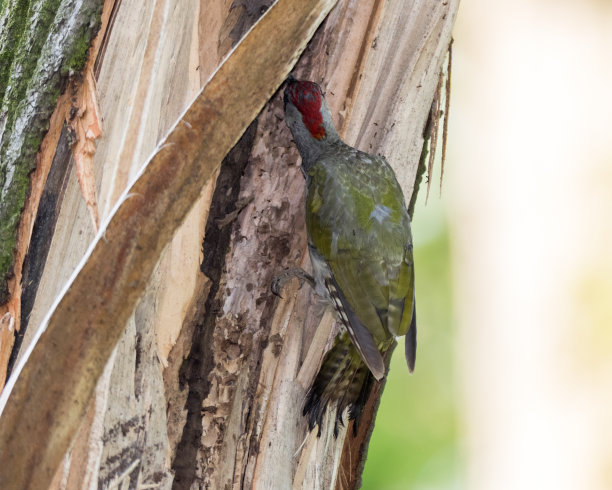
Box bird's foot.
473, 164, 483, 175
271, 268, 315, 298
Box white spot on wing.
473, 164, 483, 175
370, 204, 392, 224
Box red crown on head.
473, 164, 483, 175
286, 79, 326, 140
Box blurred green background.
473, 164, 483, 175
362, 0, 612, 487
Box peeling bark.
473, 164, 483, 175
68, 68, 103, 230
0, 0, 459, 489
0, 1, 340, 488
0, 0, 104, 302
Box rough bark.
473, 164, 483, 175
0, 0, 107, 391
0, 0, 459, 489
0, 0, 104, 303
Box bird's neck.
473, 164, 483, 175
294, 137, 331, 171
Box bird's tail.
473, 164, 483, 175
303, 331, 377, 437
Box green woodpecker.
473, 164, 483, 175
282, 78, 417, 435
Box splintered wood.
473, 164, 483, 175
0, 1, 339, 488
68, 68, 103, 231
0, 0, 459, 489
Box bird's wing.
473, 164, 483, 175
306, 153, 416, 374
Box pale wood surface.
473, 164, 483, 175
0, 0, 338, 488
0, 0, 458, 488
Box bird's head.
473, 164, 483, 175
284, 77, 339, 168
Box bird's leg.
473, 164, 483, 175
271, 268, 315, 298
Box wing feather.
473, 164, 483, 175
306, 148, 417, 376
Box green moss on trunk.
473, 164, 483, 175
0, 0, 31, 108
0, 0, 103, 303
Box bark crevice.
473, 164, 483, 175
172, 121, 258, 490
8, 127, 73, 378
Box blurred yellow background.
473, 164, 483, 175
363, 0, 612, 488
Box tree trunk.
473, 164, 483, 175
0, 0, 459, 488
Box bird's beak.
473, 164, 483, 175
284, 75, 296, 110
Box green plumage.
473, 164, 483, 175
306, 142, 415, 342
302, 142, 416, 434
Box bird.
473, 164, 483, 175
277, 76, 417, 436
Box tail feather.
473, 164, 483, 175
348, 368, 375, 435
405, 301, 417, 373
304, 332, 372, 436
